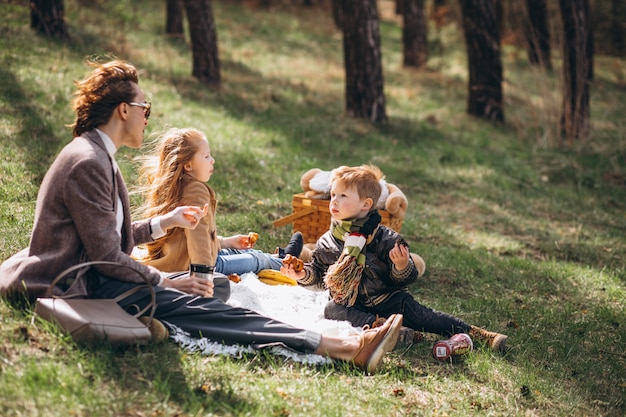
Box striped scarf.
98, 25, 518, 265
324, 211, 381, 306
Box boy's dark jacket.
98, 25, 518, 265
300, 226, 418, 307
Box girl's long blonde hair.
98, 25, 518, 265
136, 127, 207, 219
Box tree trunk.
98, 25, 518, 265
525, 0, 552, 70
332, 0, 343, 30
183, 0, 221, 86
396, 0, 404, 15
559, 0, 592, 141
609, 0, 624, 56
493, 0, 503, 41
458, 0, 504, 122
403, 0, 428, 67
341, 0, 387, 122
30, 0, 68, 39
166, 0, 185, 37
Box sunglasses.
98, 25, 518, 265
127, 101, 151, 120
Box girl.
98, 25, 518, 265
134, 127, 303, 275
0, 60, 402, 374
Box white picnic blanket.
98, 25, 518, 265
166, 272, 360, 364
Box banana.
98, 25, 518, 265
257, 269, 297, 286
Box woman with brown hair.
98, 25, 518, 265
0, 59, 402, 374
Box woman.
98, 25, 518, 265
0, 59, 402, 374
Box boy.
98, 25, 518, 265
282, 164, 508, 352
0, 61, 404, 375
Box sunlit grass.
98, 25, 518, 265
0, 0, 625, 416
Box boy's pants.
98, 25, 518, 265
325, 291, 471, 337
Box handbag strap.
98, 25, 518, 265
46, 261, 157, 321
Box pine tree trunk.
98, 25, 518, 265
166, 0, 185, 37
30, 0, 68, 39
341, 0, 387, 122
396, 0, 404, 15
403, 0, 428, 67
332, 0, 343, 30
525, 0, 552, 70
609, 0, 625, 56
559, 0, 592, 141
458, 0, 504, 122
183, 0, 221, 86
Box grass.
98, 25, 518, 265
1, 0, 625, 416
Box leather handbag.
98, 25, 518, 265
34, 261, 157, 346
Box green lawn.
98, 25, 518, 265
1, 1, 624, 416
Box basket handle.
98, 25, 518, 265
272, 206, 317, 227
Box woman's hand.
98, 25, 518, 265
161, 273, 214, 297
389, 241, 410, 271
160, 204, 209, 231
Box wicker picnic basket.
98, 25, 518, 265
273, 193, 404, 244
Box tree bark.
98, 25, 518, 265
166, 0, 185, 37
609, 0, 624, 56
402, 0, 428, 67
493, 0, 503, 41
396, 0, 404, 15
332, 0, 343, 30
559, 0, 592, 141
341, 0, 387, 122
183, 0, 221, 86
458, 0, 504, 122
525, 0, 552, 70
30, 0, 68, 39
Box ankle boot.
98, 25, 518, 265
138, 316, 170, 342
353, 314, 403, 374
469, 325, 508, 353
276, 232, 303, 258
366, 316, 422, 349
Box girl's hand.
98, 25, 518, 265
161, 273, 214, 297
224, 234, 255, 250
389, 241, 410, 271
161, 204, 209, 231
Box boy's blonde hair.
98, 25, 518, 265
136, 127, 207, 218
331, 164, 383, 205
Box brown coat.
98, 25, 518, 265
138, 179, 220, 272
0, 130, 161, 301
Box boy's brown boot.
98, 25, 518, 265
353, 314, 403, 374
469, 325, 508, 353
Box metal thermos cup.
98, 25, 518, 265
190, 264, 215, 282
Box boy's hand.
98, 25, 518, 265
282, 254, 304, 272
389, 241, 410, 271
280, 264, 306, 280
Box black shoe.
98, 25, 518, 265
277, 232, 303, 258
